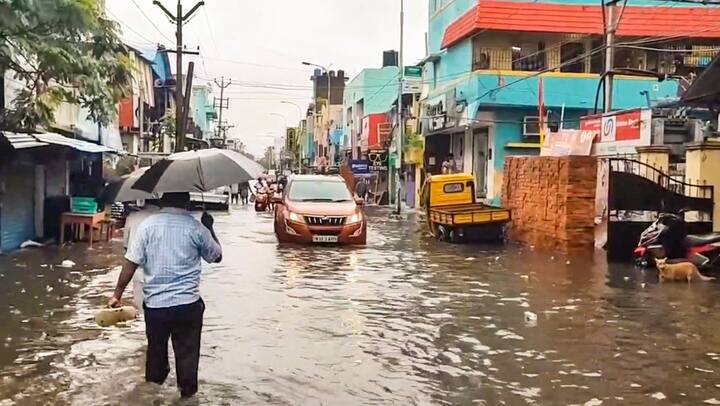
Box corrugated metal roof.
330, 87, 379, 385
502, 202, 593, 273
34, 132, 115, 153
442, 1, 720, 49
1, 132, 49, 149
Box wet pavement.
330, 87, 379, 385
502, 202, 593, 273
2, 207, 720, 405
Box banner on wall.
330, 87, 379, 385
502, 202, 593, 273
541, 129, 595, 156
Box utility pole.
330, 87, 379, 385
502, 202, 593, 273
154, 0, 205, 152
603, 0, 619, 113
214, 76, 231, 141
395, 0, 405, 215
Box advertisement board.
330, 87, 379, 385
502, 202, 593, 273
580, 108, 652, 156
541, 129, 595, 156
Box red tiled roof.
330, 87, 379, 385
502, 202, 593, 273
441, 1, 720, 49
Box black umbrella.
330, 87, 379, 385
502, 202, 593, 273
132, 148, 265, 193
99, 168, 159, 203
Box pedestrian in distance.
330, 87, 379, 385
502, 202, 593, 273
108, 192, 222, 399
442, 153, 458, 174
230, 183, 240, 205
354, 178, 369, 201
239, 181, 250, 205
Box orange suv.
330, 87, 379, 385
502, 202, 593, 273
273, 175, 367, 245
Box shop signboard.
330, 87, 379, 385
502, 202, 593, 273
581, 108, 652, 156
403, 66, 423, 94
426, 94, 447, 132
350, 159, 370, 174
368, 149, 388, 172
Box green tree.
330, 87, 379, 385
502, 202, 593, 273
0, 0, 132, 131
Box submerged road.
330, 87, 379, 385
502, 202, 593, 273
2, 207, 720, 405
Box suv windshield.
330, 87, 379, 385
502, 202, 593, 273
288, 180, 353, 202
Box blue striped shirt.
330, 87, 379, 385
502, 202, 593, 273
125, 208, 222, 309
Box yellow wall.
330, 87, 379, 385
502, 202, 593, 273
685, 142, 720, 231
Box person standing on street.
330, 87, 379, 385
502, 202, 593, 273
354, 178, 369, 201
442, 153, 458, 174
122, 199, 161, 312
108, 192, 222, 399
230, 183, 240, 205
239, 181, 250, 205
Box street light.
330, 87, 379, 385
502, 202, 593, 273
280, 101, 303, 120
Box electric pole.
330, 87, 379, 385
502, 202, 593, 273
395, 0, 405, 215
153, 0, 205, 152
214, 76, 231, 141
602, 0, 619, 113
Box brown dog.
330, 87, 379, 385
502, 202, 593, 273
655, 258, 715, 282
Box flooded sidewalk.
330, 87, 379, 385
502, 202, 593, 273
2, 207, 720, 405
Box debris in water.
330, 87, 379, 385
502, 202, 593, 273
704, 399, 720, 405
550, 256, 555, 260
524, 311, 538, 327
566, 260, 571, 265
585, 399, 603, 406
650, 392, 666, 400
59, 260, 76, 269
637, 350, 647, 355
630, 383, 641, 388
45, 286, 53, 293
641, 283, 646, 288
494, 256, 500, 261
521, 275, 529, 281
582, 371, 602, 377
624, 276, 630, 281
695, 367, 715, 373
465, 257, 476, 261
20, 240, 43, 249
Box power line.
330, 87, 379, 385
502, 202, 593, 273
130, 0, 174, 44
107, 9, 159, 45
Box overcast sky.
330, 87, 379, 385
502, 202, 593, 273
106, 0, 428, 156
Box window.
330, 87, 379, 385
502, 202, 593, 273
560, 42, 586, 73
511, 42, 547, 72
472, 37, 492, 70
443, 183, 464, 193
288, 180, 353, 202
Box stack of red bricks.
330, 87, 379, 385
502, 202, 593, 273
502, 156, 597, 252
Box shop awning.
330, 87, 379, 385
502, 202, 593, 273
442, 1, 720, 49
0, 132, 49, 150
34, 132, 116, 153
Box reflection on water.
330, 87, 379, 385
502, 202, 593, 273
2, 207, 720, 404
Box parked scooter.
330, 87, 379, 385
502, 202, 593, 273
634, 211, 720, 270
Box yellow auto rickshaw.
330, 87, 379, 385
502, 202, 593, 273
421, 173, 510, 243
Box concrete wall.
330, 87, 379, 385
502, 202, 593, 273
502, 156, 597, 252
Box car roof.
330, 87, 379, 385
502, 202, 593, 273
289, 174, 344, 182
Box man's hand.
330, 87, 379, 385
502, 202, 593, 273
201, 211, 214, 230
108, 295, 121, 308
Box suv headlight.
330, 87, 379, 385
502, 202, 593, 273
287, 211, 305, 223
347, 212, 363, 224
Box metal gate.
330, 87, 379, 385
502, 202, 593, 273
0, 164, 36, 251
605, 158, 714, 261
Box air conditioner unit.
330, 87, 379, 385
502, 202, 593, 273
523, 116, 542, 137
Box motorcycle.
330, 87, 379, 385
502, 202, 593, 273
634, 212, 720, 270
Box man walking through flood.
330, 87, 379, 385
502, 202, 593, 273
108, 192, 222, 399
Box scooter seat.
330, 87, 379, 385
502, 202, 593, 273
685, 234, 720, 247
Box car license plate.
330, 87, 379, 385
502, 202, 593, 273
312, 235, 339, 243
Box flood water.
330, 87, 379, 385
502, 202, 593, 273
2, 207, 720, 405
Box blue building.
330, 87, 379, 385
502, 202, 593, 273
423, 0, 720, 203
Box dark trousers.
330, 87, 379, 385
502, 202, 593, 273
144, 299, 205, 398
